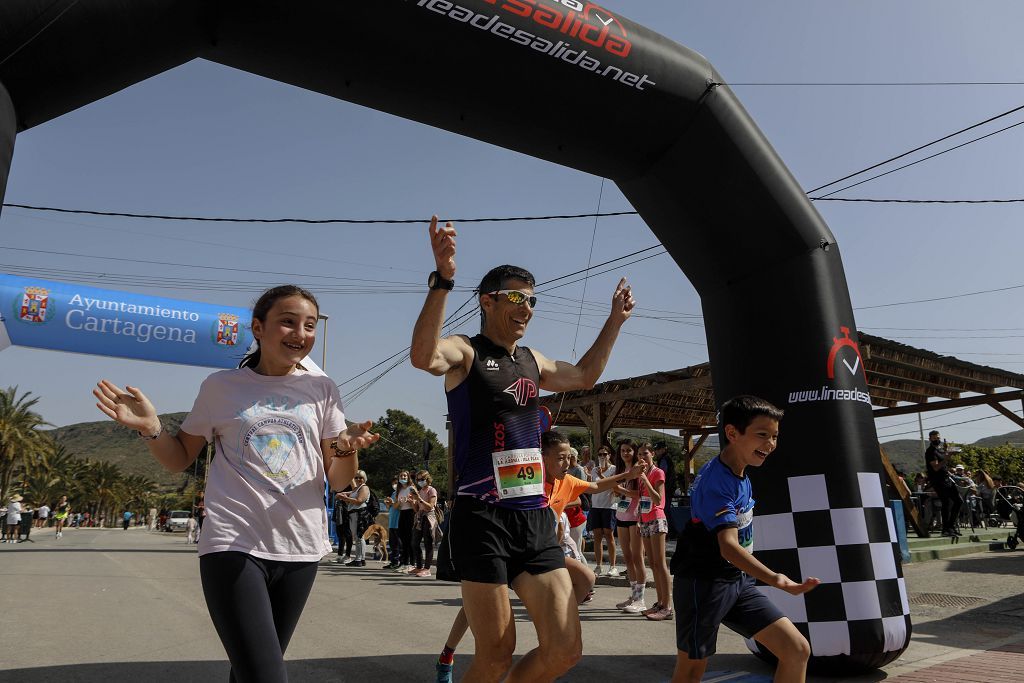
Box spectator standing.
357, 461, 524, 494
653, 441, 677, 511
636, 443, 672, 621
337, 472, 370, 567
587, 444, 619, 577
194, 491, 207, 535
5, 494, 23, 542
924, 430, 962, 536
409, 470, 438, 577
382, 475, 403, 570
565, 447, 589, 556
395, 470, 416, 572
122, 510, 133, 530
35, 502, 50, 529
186, 514, 198, 544
334, 486, 353, 563
613, 439, 648, 613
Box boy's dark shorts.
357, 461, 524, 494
586, 508, 616, 531
440, 496, 564, 586
674, 573, 785, 659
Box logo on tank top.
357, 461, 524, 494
503, 377, 538, 406
485, 358, 500, 371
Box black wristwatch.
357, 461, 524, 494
428, 271, 455, 291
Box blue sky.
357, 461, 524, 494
3, 0, 1024, 448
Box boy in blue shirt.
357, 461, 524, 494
671, 395, 820, 683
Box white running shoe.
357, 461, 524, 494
623, 600, 647, 614
615, 594, 634, 609
605, 567, 620, 577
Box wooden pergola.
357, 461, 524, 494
539, 333, 1024, 537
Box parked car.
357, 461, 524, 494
165, 510, 191, 532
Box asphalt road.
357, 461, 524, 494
2, 527, 1022, 682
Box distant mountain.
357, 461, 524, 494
45, 413, 191, 488
881, 428, 1024, 474
973, 429, 1024, 447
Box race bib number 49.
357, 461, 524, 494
492, 448, 544, 500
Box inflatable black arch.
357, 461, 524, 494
0, 0, 909, 670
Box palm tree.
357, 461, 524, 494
0, 386, 52, 502
84, 460, 124, 527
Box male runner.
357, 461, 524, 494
410, 215, 635, 683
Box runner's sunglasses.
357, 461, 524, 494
486, 289, 537, 307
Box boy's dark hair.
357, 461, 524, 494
719, 395, 784, 433
541, 430, 570, 451
477, 265, 536, 327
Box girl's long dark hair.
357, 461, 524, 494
614, 438, 638, 490
238, 285, 320, 369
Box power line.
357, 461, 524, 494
534, 245, 661, 287
805, 102, 1024, 195
864, 326, 1024, 332
813, 197, 1024, 204
812, 117, 1024, 199
856, 281, 1024, 310
537, 251, 668, 293
882, 409, 1024, 438
0, 246, 427, 286
876, 406, 975, 432
1, 203, 638, 225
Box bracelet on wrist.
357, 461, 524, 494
329, 440, 357, 458
138, 422, 163, 440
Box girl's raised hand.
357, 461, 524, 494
337, 420, 380, 451
94, 380, 160, 434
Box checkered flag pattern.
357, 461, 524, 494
745, 472, 911, 660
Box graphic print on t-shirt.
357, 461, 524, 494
250, 431, 298, 474
239, 408, 311, 490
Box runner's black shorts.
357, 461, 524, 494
443, 496, 564, 586
674, 573, 785, 659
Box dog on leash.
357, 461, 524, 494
362, 523, 389, 564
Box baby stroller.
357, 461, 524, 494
989, 486, 1023, 550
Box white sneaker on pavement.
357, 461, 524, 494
606, 567, 620, 577
623, 600, 647, 614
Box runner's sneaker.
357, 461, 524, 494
622, 599, 647, 614
645, 606, 674, 621
605, 567, 620, 577
615, 594, 635, 609
436, 662, 454, 683
582, 590, 595, 604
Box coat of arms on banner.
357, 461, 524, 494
215, 313, 239, 346
18, 286, 50, 324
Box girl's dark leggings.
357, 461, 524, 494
388, 525, 401, 562
200, 551, 318, 683
398, 509, 415, 566
412, 518, 434, 569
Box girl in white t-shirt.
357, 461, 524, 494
612, 438, 649, 614
394, 470, 417, 571
93, 285, 378, 682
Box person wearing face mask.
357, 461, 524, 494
395, 470, 416, 572
382, 475, 403, 570
408, 470, 439, 577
